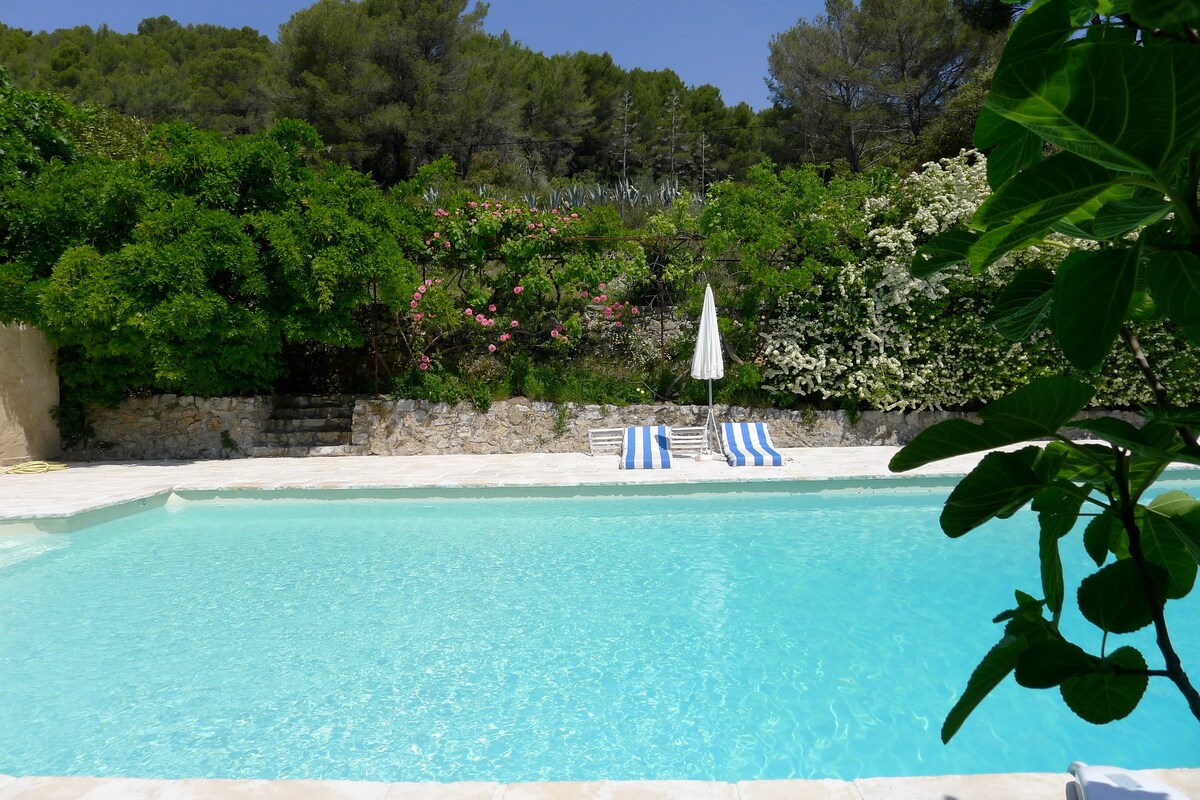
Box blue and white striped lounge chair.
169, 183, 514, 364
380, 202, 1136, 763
620, 425, 672, 469
721, 421, 785, 467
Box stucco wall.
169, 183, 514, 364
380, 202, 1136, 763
0, 325, 60, 465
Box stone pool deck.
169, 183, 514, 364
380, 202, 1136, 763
2, 446, 1197, 798
1, 446, 1017, 526
1, 770, 1199, 799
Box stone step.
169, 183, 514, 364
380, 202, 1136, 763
260, 430, 351, 447
270, 394, 357, 410
247, 444, 361, 458
267, 407, 355, 422
264, 418, 352, 433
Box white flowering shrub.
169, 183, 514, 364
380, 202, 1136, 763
758, 152, 1200, 410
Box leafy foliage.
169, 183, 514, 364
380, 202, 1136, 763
388, 189, 651, 403
1, 117, 420, 404
767, 0, 1002, 171
0, 18, 271, 135
2, 0, 993, 190
895, 0, 1200, 739
731, 151, 1200, 411
0, 66, 76, 184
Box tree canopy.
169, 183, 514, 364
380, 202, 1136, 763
0, 0, 1004, 187
767, 0, 1001, 170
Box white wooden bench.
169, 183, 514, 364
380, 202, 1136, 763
669, 425, 709, 455
587, 427, 625, 455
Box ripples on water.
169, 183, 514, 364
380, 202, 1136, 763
0, 484, 1196, 781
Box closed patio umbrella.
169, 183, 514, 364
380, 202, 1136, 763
690, 284, 724, 454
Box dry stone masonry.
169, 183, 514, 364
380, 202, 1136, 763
66, 394, 1140, 461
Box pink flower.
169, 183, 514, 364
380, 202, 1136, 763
500, 333, 510, 342
421, 355, 430, 363
413, 292, 422, 301
414, 312, 424, 321
419, 363, 429, 370
631, 307, 639, 315
604, 307, 613, 318
435, 279, 442, 284
551, 329, 560, 338
488, 304, 497, 312
476, 313, 486, 323
598, 283, 606, 290
424, 240, 431, 246
514, 286, 524, 294
465, 307, 473, 315
615, 321, 623, 328
443, 241, 450, 249
488, 344, 497, 352
433, 232, 440, 238
561, 336, 568, 343
470, 218, 477, 223
410, 300, 418, 308
571, 213, 579, 219
469, 201, 478, 208
550, 227, 557, 234
418, 285, 426, 294
425, 279, 433, 286
510, 320, 519, 328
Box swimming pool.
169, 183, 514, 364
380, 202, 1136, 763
0, 481, 1196, 782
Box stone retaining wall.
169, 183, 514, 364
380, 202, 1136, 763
352, 398, 978, 455
70, 394, 1140, 461
76, 395, 270, 460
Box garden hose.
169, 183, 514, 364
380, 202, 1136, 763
3, 461, 69, 475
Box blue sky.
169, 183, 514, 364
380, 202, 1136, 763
0, 1, 827, 109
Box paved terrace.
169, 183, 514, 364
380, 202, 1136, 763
2, 446, 1016, 525
2, 447, 1197, 798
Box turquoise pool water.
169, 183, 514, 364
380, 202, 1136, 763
0, 482, 1197, 782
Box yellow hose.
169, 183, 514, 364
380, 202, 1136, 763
3, 461, 69, 474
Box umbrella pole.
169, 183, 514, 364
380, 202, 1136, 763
706, 379, 715, 454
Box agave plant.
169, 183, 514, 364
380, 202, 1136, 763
421, 186, 441, 204
475, 184, 492, 197
521, 192, 540, 210
547, 188, 564, 211
615, 178, 640, 206
587, 184, 610, 204
564, 185, 587, 209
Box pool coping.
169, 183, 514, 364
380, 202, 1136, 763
1, 769, 1199, 799
5, 443, 1171, 527
2, 447, 1198, 797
